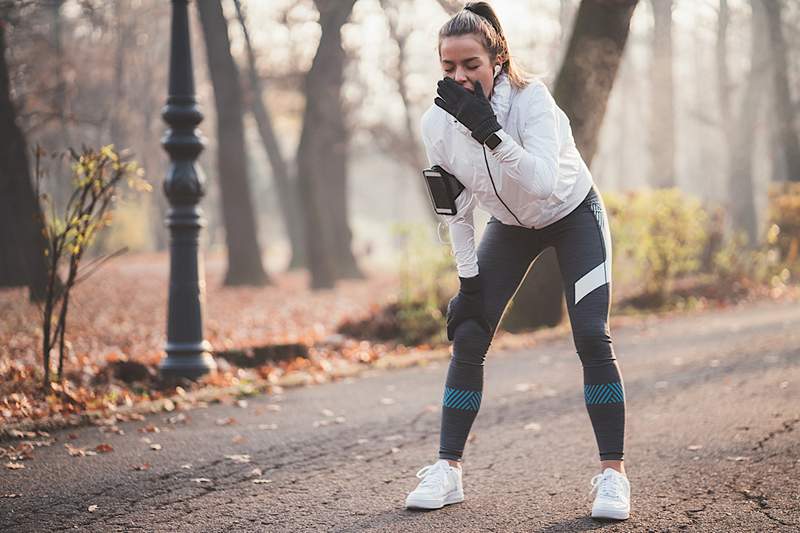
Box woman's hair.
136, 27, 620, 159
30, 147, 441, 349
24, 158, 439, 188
438, 2, 530, 89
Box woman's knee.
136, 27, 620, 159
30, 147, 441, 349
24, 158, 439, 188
452, 319, 493, 365
573, 331, 615, 365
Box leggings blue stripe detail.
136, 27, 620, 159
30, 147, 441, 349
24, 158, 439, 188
598, 386, 613, 404
585, 382, 624, 405
450, 389, 469, 408
443, 387, 482, 411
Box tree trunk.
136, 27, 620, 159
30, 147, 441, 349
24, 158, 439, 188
762, 0, 800, 183
296, 0, 360, 289
728, 1, 769, 246
504, 0, 639, 331
650, 0, 675, 188
233, 0, 308, 269
0, 22, 50, 301
716, 0, 733, 142
109, 0, 128, 149
196, 0, 268, 286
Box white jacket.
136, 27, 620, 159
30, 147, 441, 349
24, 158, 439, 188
420, 73, 594, 277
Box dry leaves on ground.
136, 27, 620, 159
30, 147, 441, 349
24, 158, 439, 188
0, 252, 402, 428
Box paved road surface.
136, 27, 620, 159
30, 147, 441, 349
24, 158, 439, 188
2, 299, 799, 532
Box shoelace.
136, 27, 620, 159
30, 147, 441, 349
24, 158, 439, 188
415, 462, 449, 490
589, 471, 624, 500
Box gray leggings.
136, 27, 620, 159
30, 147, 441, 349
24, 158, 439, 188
439, 185, 626, 462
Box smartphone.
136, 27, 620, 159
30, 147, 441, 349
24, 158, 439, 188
422, 165, 465, 216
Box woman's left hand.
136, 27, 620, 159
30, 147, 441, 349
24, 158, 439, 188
435, 78, 501, 145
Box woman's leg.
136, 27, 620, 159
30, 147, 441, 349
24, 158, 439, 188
547, 188, 626, 471
439, 219, 543, 463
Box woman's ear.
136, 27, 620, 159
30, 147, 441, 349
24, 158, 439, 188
494, 64, 501, 77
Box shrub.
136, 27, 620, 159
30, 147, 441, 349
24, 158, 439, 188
767, 182, 800, 275
391, 223, 456, 344
604, 188, 708, 305
35, 145, 150, 388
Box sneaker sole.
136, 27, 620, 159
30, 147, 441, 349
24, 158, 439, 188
591, 507, 630, 520
405, 490, 464, 510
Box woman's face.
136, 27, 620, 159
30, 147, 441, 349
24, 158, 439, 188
439, 34, 498, 99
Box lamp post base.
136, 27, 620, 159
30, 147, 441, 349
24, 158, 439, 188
159, 341, 216, 380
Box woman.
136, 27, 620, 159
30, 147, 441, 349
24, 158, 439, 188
404, 2, 630, 521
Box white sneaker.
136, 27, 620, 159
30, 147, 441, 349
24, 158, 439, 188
589, 467, 630, 520
405, 459, 464, 510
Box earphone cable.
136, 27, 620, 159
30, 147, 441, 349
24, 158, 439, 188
483, 145, 523, 226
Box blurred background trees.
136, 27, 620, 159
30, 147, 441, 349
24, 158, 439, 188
1, 0, 799, 326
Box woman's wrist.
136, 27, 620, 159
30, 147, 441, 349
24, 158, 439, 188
458, 274, 481, 293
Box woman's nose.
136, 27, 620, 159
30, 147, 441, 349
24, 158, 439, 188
454, 68, 468, 85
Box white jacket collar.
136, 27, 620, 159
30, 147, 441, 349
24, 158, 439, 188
490, 72, 512, 127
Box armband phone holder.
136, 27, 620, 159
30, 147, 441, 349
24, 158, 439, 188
422, 165, 465, 215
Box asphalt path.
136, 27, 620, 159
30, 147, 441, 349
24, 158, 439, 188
1, 299, 798, 532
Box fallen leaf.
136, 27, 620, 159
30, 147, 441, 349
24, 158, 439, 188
95, 443, 114, 453
225, 454, 251, 464
191, 478, 212, 483
4, 462, 24, 470
0, 493, 21, 498
162, 399, 176, 412
237, 400, 249, 408
132, 463, 151, 471
65, 443, 95, 457
252, 479, 272, 484
150, 444, 162, 451
167, 413, 187, 424
321, 408, 334, 417
88, 504, 98, 512
216, 417, 236, 426
524, 422, 542, 432
139, 424, 160, 433
725, 456, 749, 462
181, 463, 192, 469
687, 444, 703, 451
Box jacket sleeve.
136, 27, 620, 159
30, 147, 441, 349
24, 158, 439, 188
487, 84, 560, 200
421, 119, 479, 278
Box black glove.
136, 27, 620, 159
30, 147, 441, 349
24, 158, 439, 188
434, 78, 501, 146
446, 274, 492, 341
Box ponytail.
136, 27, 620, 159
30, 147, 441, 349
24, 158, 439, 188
439, 1, 530, 89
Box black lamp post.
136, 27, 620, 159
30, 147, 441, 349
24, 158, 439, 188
159, 0, 215, 379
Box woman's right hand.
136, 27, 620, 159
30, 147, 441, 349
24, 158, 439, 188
446, 275, 492, 341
